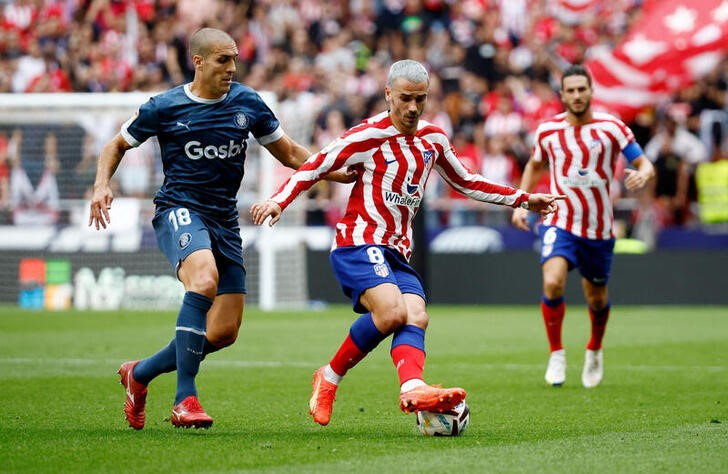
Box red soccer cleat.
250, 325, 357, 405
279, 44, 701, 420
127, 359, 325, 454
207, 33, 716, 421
399, 384, 466, 414
118, 361, 148, 430
309, 367, 338, 426
171, 395, 214, 429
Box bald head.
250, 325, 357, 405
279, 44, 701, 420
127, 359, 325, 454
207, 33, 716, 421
189, 28, 235, 58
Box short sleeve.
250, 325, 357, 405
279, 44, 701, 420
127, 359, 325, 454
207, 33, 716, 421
249, 93, 281, 144
121, 98, 160, 147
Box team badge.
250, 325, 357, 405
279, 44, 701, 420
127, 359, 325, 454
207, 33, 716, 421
179, 232, 192, 249
234, 112, 248, 129
373, 263, 390, 277
423, 150, 433, 164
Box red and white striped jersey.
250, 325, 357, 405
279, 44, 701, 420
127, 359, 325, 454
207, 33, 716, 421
271, 111, 529, 260
532, 111, 635, 240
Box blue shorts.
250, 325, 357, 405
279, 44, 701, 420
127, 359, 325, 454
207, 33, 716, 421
539, 226, 615, 286
153, 205, 247, 294
330, 245, 426, 314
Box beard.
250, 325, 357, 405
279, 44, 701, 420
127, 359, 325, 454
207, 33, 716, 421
567, 98, 591, 117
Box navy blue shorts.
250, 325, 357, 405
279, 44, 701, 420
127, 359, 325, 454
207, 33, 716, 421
539, 226, 615, 286
153, 205, 246, 294
330, 245, 426, 314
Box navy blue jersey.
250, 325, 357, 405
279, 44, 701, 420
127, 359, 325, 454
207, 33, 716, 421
121, 82, 283, 219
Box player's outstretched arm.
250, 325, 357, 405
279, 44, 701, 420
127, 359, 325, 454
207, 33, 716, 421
265, 134, 358, 183
250, 200, 283, 227
511, 157, 546, 231
88, 134, 131, 230
527, 193, 566, 214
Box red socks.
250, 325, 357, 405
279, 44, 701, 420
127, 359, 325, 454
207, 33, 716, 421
587, 304, 611, 350
391, 344, 425, 385
329, 334, 367, 377
541, 297, 565, 352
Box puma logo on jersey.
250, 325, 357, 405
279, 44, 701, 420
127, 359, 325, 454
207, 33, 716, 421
176, 121, 191, 130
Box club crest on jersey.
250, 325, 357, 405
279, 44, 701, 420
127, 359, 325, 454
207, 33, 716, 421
373, 263, 389, 277
234, 113, 248, 129
179, 232, 192, 249
423, 150, 433, 164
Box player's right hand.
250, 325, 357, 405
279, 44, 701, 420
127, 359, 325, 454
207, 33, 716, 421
511, 206, 530, 231
250, 200, 282, 226
88, 184, 113, 230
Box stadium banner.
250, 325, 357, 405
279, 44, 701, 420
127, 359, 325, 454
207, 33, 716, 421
586, 0, 728, 121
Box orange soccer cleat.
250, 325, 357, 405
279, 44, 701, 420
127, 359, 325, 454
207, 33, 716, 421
399, 384, 466, 414
171, 395, 214, 429
118, 361, 148, 430
309, 367, 338, 426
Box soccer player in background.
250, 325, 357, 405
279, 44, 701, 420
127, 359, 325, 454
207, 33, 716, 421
250, 59, 564, 426
511, 64, 655, 388
88, 28, 354, 429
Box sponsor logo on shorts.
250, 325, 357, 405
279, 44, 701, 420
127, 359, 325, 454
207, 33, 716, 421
179, 232, 192, 249
373, 263, 389, 277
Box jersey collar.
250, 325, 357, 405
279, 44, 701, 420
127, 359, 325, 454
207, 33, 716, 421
184, 83, 228, 104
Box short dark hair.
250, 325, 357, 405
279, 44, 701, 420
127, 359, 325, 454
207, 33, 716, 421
561, 64, 592, 90
189, 28, 235, 58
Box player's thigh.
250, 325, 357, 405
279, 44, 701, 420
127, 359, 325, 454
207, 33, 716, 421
206, 293, 245, 345
359, 282, 408, 331
153, 205, 213, 279
177, 249, 219, 292
330, 245, 403, 314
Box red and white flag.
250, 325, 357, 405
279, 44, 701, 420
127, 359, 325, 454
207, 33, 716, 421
585, 0, 728, 121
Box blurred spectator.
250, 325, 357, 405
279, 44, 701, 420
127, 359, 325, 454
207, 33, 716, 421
0, 0, 725, 236
10, 130, 60, 225
116, 136, 156, 198
0, 130, 11, 216
446, 129, 483, 227
644, 112, 709, 226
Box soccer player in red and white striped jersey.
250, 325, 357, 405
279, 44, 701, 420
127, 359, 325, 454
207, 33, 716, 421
512, 64, 655, 388
252, 59, 563, 426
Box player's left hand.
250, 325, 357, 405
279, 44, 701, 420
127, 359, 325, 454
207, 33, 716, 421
326, 165, 358, 184
624, 169, 649, 191
250, 200, 282, 226
528, 193, 566, 215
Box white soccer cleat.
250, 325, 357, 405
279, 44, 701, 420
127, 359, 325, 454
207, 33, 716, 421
582, 349, 604, 388
544, 349, 566, 386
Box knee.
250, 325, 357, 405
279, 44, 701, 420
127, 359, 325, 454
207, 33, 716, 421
206, 312, 242, 348
587, 293, 609, 311
543, 276, 565, 298
207, 327, 238, 348
189, 273, 218, 299
374, 300, 408, 334
407, 308, 429, 330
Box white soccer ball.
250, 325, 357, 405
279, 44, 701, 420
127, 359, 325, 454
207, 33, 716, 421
416, 401, 470, 436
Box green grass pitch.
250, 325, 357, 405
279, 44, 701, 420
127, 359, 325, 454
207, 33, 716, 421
1, 304, 726, 473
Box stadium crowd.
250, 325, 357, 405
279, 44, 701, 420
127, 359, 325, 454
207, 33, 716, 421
0, 0, 726, 239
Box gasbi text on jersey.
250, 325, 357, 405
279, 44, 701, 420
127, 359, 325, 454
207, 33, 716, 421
184, 140, 247, 160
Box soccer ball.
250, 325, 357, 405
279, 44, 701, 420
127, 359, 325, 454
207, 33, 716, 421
416, 401, 470, 436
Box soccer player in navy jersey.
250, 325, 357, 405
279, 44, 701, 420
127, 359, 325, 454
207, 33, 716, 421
250, 59, 564, 426
88, 28, 354, 429
512, 64, 655, 388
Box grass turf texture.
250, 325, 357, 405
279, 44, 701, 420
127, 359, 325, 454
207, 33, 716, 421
1, 305, 726, 473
